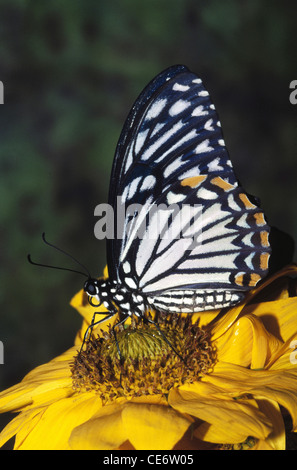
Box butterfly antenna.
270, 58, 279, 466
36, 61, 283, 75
27, 254, 89, 278
41, 232, 91, 278
27, 232, 91, 278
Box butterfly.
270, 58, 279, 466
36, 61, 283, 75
82, 64, 271, 333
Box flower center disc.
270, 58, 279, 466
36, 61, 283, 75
71, 315, 216, 403
103, 327, 171, 361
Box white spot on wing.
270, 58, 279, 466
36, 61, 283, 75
197, 187, 217, 200
195, 139, 214, 154
172, 83, 190, 92
208, 157, 223, 171
123, 261, 131, 273
192, 105, 208, 117
169, 99, 190, 116
135, 129, 149, 154
236, 214, 249, 228
245, 253, 254, 269
167, 191, 186, 204
146, 98, 167, 120
127, 176, 142, 199
228, 194, 241, 211
198, 90, 209, 97
242, 233, 254, 248
125, 277, 137, 289
140, 175, 156, 191
204, 119, 214, 131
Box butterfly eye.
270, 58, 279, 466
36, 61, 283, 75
84, 281, 97, 296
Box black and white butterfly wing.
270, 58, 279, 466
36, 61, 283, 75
107, 65, 271, 312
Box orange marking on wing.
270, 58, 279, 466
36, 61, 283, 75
260, 252, 270, 270
210, 176, 235, 191
181, 175, 207, 188
260, 231, 269, 247
254, 212, 266, 226
249, 273, 261, 286
239, 193, 257, 209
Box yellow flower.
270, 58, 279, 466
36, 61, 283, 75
0, 264, 297, 450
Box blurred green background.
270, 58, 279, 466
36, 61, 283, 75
0, 0, 297, 446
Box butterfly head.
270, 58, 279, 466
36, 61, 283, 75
83, 278, 111, 308
84, 278, 100, 298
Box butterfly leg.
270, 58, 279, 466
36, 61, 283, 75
80, 312, 115, 353
111, 313, 130, 362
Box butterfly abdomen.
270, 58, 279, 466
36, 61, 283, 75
147, 289, 245, 313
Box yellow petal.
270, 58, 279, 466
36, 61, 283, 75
169, 388, 272, 443
122, 403, 192, 450
22, 346, 75, 383
16, 392, 101, 450
204, 362, 297, 430
0, 408, 43, 448
253, 439, 275, 449
70, 401, 191, 450
255, 397, 286, 450
210, 264, 297, 341
244, 297, 297, 343
210, 301, 247, 341
0, 348, 75, 413
176, 378, 226, 398
69, 402, 128, 450
191, 309, 221, 328
215, 314, 282, 369
267, 334, 297, 370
